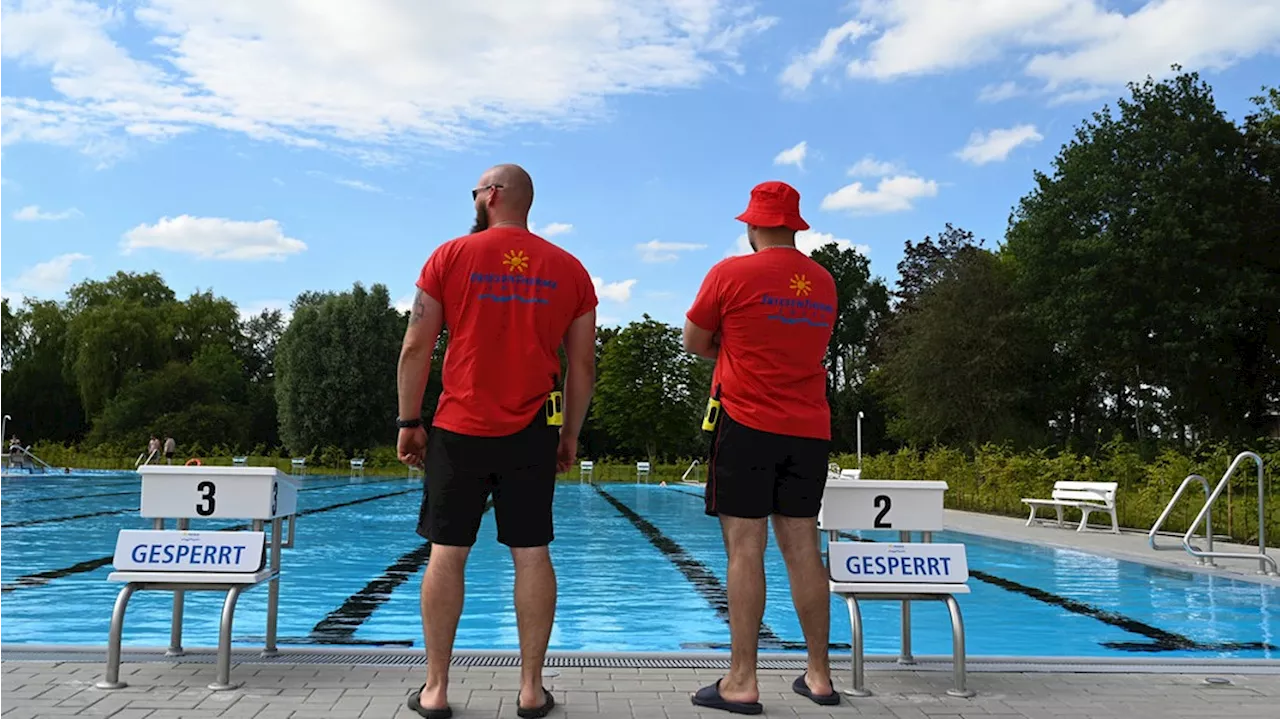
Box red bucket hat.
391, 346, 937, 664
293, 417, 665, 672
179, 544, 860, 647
735, 180, 810, 232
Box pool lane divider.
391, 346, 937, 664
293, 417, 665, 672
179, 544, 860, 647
306, 499, 495, 645
665, 485, 1274, 654
1, 485, 422, 593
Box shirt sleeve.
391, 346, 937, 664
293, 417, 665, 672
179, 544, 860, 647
685, 263, 723, 333
415, 243, 449, 303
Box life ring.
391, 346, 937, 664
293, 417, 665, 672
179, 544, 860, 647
185, 458, 203, 466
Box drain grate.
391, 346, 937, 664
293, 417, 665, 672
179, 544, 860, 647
4, 647, 1280, 675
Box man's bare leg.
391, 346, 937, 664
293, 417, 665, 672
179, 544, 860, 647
418, 544, 470, 710
512, 545, 556, 710
772, 515, 833, 695
717, 515, 769, 705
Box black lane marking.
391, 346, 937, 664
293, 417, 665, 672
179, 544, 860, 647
6, 489, 136, 505
660, 489, 1266, 655
833, 531, 1277, 654
308, 499, 495, 643
235, 635, 416, 647
592, 484, 789, 648
1, 487, 420, 593
1, 507, 138, 529
0, 478, 407, 529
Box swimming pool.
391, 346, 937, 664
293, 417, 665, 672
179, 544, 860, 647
2, 473, 1276, 659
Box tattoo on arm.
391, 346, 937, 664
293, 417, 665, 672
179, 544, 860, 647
408, 290, 428, 325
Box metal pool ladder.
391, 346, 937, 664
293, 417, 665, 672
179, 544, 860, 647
1150, 451, 1277, 576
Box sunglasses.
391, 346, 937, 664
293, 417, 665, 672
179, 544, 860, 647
472, 183, 503, 200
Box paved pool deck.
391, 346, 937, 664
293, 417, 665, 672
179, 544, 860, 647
5, 660, 1280, 719
941, 509, 1280, 586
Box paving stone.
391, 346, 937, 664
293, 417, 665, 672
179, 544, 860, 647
3, 661, 1280, 718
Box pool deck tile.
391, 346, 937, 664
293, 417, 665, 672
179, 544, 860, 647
4, 662, 1280, 719
941, 509, 1280, 586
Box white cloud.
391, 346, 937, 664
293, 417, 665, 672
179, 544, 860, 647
393, 293, 416, 314
13, 205, 82, 221
821, 175, 939, 215
773, 140, 807, 169
797, 1, 1280, 101
728, 230, 870, 257
780, 20, 872, 91
308, 171, 382, 192
7, 253, 91, 297
636, 239, 707, 263
955, 124, 1044, 165
533, 222, 573, 238
334, 178, 382, 193
121, 215, 307, 261
978, 81, 1022, 103
592, 277, 637, 303
1, 1, 777, 162
847, 156, 899, 177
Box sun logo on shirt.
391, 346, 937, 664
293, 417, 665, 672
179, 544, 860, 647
503, 250, 530, 273
789, 273, 812, 297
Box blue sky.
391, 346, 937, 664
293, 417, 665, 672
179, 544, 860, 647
3, 0, 1278, 329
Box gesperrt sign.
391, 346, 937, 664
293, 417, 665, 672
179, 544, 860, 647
112, 530, 265, 573
829, 542, 968, 584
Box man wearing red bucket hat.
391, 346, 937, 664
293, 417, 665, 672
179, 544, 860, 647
683, 181, 840, 714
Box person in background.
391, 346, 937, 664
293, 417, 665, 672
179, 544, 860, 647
395, 163, 597, 719
147, 436, 161, 462
163, 436, 176, 464
682, 181, 841, 715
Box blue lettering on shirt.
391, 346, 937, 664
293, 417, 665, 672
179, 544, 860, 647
470, 272, 558, 305
760, 293, 834, 328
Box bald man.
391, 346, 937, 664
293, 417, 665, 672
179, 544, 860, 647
397, 164, 598, 719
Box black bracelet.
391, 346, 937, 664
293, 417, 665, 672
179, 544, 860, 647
396, 417, 423, 429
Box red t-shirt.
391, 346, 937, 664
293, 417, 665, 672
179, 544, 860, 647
416, 226, 597, 437
686, 247, 837, 440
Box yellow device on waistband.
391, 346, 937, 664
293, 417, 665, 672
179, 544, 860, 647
702, 397, 721, 432
545, 391, 564, 426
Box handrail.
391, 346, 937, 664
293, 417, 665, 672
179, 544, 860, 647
1148, 474, 1214, 564
135, 449, 157, 468
12, 445, 57, 472
681, 460, 700, 483
1182, 451, 1277, 576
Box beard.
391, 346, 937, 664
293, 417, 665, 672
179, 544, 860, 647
470, 204, 489, 234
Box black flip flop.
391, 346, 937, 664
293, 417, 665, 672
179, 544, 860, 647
690, 679, 763, 715
792, 674, 841, 706
516, 687, 556, 718
406, 686, 453, 719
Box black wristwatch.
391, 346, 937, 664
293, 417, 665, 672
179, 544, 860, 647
396, 417, 423, 429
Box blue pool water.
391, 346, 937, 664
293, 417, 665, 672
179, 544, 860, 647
2, 473, 1276, 658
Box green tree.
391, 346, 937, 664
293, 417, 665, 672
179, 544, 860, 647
809, 242, 891, 453
63, 272, 178, 419
1005, 68, 1278, 444
2, 298, 19, 370
275, 282, 402, 454
875, 248, 1050, 447
593, 315, 701, 463
88, 344, 254, 451
1, 299, 87, 443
